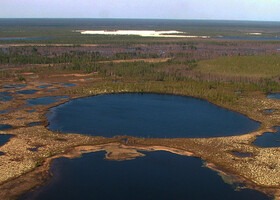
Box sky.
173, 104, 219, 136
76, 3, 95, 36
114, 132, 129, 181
0, 0, 279, 21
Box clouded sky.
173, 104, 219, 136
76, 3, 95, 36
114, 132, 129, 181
0, 0, 279, 21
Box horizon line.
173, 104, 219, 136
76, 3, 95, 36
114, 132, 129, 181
0, 17, 279, 23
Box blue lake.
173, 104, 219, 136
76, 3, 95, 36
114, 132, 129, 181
253, 127, 280, 148
21, 151, 270, 200
26, 96, 69, 106
47, 93, 260, 138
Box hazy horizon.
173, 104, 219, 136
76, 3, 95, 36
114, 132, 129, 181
0, 0, 279, 21
0, 18, 279, 23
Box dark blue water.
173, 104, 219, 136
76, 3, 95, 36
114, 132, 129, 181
16, 90, 38, 95
22, 151, 270, 200
253, 127, 280, 147
27, 122, 43, 127
0, 124, 12, 130
232, 152, 252, 157
265, 109, 276, 113
26, 96, 68, 106
38, 85, 53, 89
26, 109, 36, 113
0, 92, 13, 102
4, 84, 27, 89
267, 93, 280, 100
214, 37, 280, 40
0, 134, 13, 147
47, 93, 260, 138
0, 110, 8, 114
28, 145, 43, 152
55, 83, 77, 87
0, 37, 54, 41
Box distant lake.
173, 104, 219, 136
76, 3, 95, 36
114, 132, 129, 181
21, 151, 270, 200
0, 37, 54, 41
47, 93, 260, 138
214, 37, 280, 40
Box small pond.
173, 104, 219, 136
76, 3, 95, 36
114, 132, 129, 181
0, 92, 13, 102
0, 124, 12, 131
27, 122, 43, 127
47, 93, 260, 138
26, 109, 36, 113
267, 93, 280, 100
0, 134, 13, 147
16, 90, 38, 95
21, 151, 270, 200
253, 127, 280, 148
265, 109, 276, 113
26, 96, 69, 106
55, 83, 77, 87
0, 110, 8, 114
4, 84, 27, 89
37, 85, 53, 89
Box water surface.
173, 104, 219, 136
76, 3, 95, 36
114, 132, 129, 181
0, 134, 13, 147
4, 84, 27, 89
267, 93, 280, 100
253, 127, 280, 147
55, 83, 77, 87
16, 90, 38, 95
47, 93, 260, 138
37, 85, 53, 89
0, 92, 13, 102
0, 37, 54, 41
27, 122, 43, 127
26, 96, 68, 106
0, 124, 12, 131
214, 37, 280, 40
22, 151, 270, 200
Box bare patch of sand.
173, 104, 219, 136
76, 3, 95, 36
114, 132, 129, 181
79, 30, 210, 38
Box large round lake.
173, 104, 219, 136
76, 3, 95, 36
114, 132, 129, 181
47, 93, 260, 138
